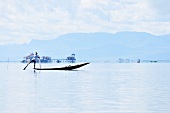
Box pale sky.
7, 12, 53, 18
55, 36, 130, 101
0, 0, 170, 45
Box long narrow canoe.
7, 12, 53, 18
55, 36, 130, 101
34, 62, 90, 70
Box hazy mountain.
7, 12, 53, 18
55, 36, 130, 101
0, 31, 170, 61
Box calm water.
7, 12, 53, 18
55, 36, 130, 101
0, 63, 170, 113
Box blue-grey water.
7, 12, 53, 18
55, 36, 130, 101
0, 63, 170, 113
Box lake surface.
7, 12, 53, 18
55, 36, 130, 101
0, 63, 170, 113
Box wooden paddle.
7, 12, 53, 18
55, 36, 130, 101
23, 64, 29, 70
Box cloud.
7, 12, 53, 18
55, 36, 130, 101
147, 0, 170, 21
0, 0, 170, 45
148, 0, 170, 14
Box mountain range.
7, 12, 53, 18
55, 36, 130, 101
0, 31, 170, 61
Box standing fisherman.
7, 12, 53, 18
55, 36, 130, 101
23, 52, 40, 70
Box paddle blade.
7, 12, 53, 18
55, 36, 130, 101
23, 64, 28, 70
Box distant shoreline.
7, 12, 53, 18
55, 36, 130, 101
1, 60, 170, 63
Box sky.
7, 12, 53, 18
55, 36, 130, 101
0, 0, 170, 45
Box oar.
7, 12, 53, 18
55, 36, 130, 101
23, 61, 31, 70
23, 64, 29, 70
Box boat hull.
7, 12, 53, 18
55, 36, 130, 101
34, 62, 90, 70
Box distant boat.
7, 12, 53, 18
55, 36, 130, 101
21, 53, 52, 63
34, 62, 90, 70
137, 59, 140, 63
150, 60, 157, 63
21, 53, 76, 63
56, 54, 76, 63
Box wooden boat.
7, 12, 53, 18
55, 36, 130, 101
34, 62, 90, 70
